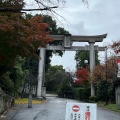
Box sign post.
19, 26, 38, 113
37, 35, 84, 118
65, 102, 97, 120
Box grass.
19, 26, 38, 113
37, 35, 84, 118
98, 102, 120, 113
15, 98, 44, 104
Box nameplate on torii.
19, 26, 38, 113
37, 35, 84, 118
46, 45, 106, 51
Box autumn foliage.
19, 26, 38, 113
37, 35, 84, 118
92, 56, 117, 85
76, 68, 89, 85
92, 65, 106, 84
0, 0, 54, 68
0, 14, 53, 66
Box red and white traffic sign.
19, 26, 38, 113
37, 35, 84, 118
72, 105, 80, 112
65, 103, 97, 120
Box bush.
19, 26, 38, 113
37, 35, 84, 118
72, 88, 80, 99
96, 80, 107, 101
79, 87, 90, 102
89, 96, 98, 102
108, 83, 115, 102
57, 85, 74, 98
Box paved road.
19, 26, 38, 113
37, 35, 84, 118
1, 95, 120, 120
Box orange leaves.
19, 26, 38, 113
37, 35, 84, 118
92, 65, 106, 84
92, 57, 117, 85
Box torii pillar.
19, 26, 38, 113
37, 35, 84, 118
37, 48, 45, 98
89, 42, 95, 96
37, 34, 107, 97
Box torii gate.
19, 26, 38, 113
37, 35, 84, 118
37, 34, 107, 98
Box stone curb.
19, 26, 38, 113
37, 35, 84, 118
0, 104, 22, 120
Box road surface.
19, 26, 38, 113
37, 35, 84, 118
1, 95, 120, 120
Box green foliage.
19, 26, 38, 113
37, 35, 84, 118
10, 56, 27, 96
79, 87, 91, 101
0, 56, 28, 96
96, 80, 108, 101
45, 65, 73, 98
108, 83, 115, 102
75, 50, 100, 69
72, 88, 81, 99
1, 71, 14, 94
0, 0, 25, 11
45, 65, 65, 91
42, 15, 69, 71
89, 96, 98, 102
57, 84, 73, 98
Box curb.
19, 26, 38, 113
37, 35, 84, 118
0, 104, 22, 120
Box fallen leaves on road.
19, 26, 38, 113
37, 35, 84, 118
15, 98, 44, 104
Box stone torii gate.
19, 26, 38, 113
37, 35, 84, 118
37, 34, 107, 98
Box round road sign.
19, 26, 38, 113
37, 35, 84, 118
72, 105, 80, 112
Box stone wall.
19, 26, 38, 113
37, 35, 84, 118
0, 88, 14, 115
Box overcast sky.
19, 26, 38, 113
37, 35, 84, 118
25, 0, 120, 72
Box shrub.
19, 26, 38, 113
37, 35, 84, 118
89, 96, 98, 102
79, 87, 90, 102
57, 85, 73, 98
96, 80, 107, 101
72, 88, 80, 99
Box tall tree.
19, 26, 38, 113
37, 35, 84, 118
0, 14, 52, 68
45, 65, 66, 91
0, 1, 53, 94
75, 50, 100, 69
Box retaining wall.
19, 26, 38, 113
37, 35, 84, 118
0, 88, 14, 115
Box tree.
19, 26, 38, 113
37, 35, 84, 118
0, 0, 58, 12
92, 56, 117, 85
0, 56, 27, 95
0, 71, 14, 94
41, 15, 69, 71
45, 65, 66, 91
76, 68, 89, 86
0, 14, 53, 67
92, 64, 106, 84
0, 0, 89, 13
73, 68, 90, 101
0, 0, 25, 10
75, 50, 100, 69
91, 56, 117, 102
10, 56, 27, 96
0, 0, 53, 96
34, 0, 89, 9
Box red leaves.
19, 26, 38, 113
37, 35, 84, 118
0, 14, 53, 66
76, 68, 88, 85
111, 41, 120, 54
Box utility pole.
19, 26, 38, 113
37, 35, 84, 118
105, 47, 108, 105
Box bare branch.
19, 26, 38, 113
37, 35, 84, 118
0, 6, 58, 12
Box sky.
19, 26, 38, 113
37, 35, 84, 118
25, 0, 120, 72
